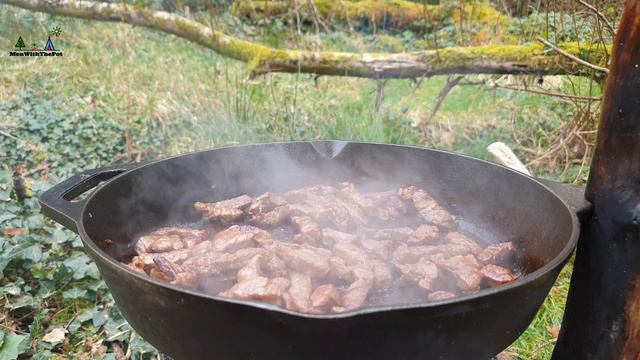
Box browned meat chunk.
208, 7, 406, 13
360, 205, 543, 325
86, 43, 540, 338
333, 241, 369, 265
291, 216, 322, 245
336, 263, 375, 312
211, 225, 272, 253
396, 257, 440, 290
194, 194, 252, 223
219, 255, 290, 304
284, 272, 313, 312
360, 238, 393, 260
371, 260, 393, 290
481, 264, 519, 286
275, 243, 332, 278
427, 291, 457, 301
408, 225, 440, 245
247, 192, 287, 215
321, 228, 358, 247
310, 284, 341, 310
366, 191, 409, 221
150, 256, 198, 288
250, 205, 290, 227
363, 227, 414, 241
434, 254, 483, 292
446, 232, 483, 254
135, 227, 208, 253
328, 257, 355, 282
477, 242, 515, 264
398, 186, 457, 228
150, 227, 208, 248
183, 247, 269, 275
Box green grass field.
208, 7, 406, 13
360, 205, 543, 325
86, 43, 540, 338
0, 6, 601, 359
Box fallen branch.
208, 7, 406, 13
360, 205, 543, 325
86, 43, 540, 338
1, 0, 611, 79
537, 36, 610, 74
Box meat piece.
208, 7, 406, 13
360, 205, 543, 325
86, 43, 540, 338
284, 185, 337, 203
183, 247, 269, 274
335, 263, 375, 312
211, 225, 272, 253
392, 243, 474, 267
333, 241, 369, 265
264, 255, 288, 277
396, 257, 440, 290
427, 291, 457, 301
477, 242, 515, 264
408, 224, 440, 245
365, 191, 409, 221
194, 194, 252, 223
247, 192, 287, 215
445, 232, 483, 254
275, 243, 332, 278
434, 254, 483, 292
310, 284, 341, 310
250, 205, 290, 227
370, 260, 393, 290
133, 248, 193, 271
398, 186, 457, 228
291, 216, 322, 245
284, 272, 313, 312
328, 257, 354, 282
321, 228, 358, 247
149, 227, 208, 248
316, 203, 351, 230
135, 234, 184, 254
219, 255, 290, 304
363, 227, 413, 241
150, 256, 199, 288
480, 264, 519, 286
360, 238, 393, 260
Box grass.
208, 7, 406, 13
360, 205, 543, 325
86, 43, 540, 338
0, 6, 601, 359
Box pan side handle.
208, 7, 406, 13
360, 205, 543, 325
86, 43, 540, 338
39, 165, 136, 233
535, 179, 593, 222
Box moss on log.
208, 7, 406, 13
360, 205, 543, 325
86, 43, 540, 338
231, 0, 509, 36
1, 0, 610, 79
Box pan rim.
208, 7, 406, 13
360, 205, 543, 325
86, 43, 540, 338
76, 140, 580, 320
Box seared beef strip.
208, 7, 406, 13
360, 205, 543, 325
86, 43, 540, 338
398, 186, 457, 228
310, 284, 341, 310
194, 194, 252, 223
212, 225, 272, 252
219, 255, 291, 304
427, 291, 457, 301
291, 216, 322, 245
481, 264, 519, 286
128, 182, 521, 314
477, 242, 515, 264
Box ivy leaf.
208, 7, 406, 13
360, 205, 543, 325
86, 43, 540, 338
63, 253, 100, 280
62, 287, 87, 299
0, 331, 30, 360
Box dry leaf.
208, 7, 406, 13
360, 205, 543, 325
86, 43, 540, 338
547, 324, 561, 339
42, 327, 67, 344
4, 227, 27, 237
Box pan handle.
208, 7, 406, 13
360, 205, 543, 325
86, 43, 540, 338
39, 164, 137, 233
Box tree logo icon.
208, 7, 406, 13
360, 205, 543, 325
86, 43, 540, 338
14, 36, 26, 50
9, 28, 64, 57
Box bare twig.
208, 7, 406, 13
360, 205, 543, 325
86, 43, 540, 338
492, 84, 602, 101
537, 36, 609, 74
426, 75, 463, 123
577, 0, 616, 34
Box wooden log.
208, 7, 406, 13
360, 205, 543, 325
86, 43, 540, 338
487, 142, 531, 175
552, 1, 640, 358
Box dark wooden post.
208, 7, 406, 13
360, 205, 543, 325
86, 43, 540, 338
552, 1, 640, 358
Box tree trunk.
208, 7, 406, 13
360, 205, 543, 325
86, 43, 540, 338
552, 1, 640, 358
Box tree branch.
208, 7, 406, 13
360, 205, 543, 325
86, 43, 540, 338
577, 0, 616, 35
537, 36, 610, 74
1, 0, 611, 79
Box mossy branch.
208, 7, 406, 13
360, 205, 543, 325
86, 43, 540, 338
2, 0, 611, 79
